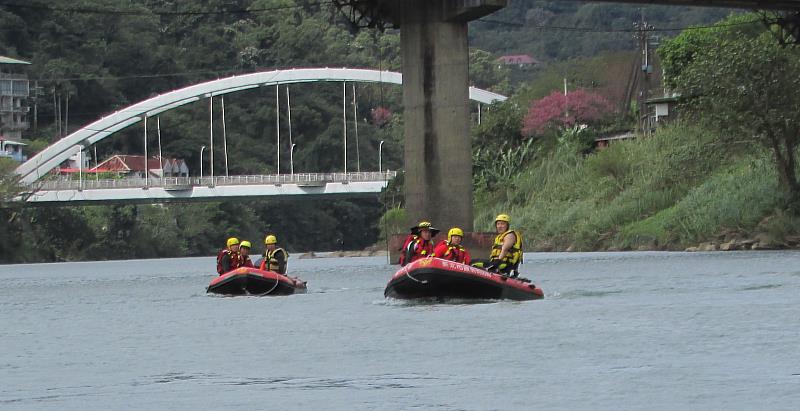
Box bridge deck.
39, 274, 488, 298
25, 172, 396, 205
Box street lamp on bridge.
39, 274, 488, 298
200, 145, 206, 178
290, 143, 297, 176
378, 140, 385, 173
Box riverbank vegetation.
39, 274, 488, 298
1, 199, 384, 263
473, 12, 800, 251
475, 123, 800, 251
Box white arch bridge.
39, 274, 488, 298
15, 67, 505, 204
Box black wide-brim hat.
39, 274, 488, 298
410, 224, 440, 237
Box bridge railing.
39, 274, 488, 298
35, 171, 398, 191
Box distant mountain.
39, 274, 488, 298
468, 1, 735, 61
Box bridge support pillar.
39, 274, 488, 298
400, 0, 505, 232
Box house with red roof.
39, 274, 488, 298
57, 155, 188, 178
497, 54, 540, 68
90, 155, 188, 178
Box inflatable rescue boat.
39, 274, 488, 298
207, 267, 307, 296
384, 257, 543, 301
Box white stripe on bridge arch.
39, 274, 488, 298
16, 68, 507, 184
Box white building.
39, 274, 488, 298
0, 56, 31, 142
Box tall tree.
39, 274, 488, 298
660, 14, 800, 207
522, 89, 614, 137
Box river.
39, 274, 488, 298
1, 251, 798, 410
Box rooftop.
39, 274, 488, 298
0, 56, 31, 65
0, 138, 27, 146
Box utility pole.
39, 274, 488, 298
33, 80, 38, 133
64, 92, 69, 135
634, 11, 655, 135
53, 89, 60, 138
564, 77, 569, 122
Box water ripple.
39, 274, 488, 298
220, 373, 437, 390
134, 372, 220, 386
378, 298, 501, 306
557, 289, 624, 299
740, 284, 783, 291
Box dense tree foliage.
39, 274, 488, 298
468, 48, 511, 94
659, 13, 800, 207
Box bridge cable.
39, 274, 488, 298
475, 16, 769, 33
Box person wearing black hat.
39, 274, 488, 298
398, 221, 440, 266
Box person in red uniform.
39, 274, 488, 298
216, 237, 241, 275
236, 240, 255, 268
434, 227, 471, 264
399, 221, 439, 266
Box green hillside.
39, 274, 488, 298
469, 1, 732, 60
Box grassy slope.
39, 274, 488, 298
474, 124, 795, 251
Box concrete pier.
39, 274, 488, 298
333, 0, 506, 231
401, 1, 474, 232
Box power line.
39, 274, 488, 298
35, 64, 357, 83
475, 16, 766, 33
0, 0, 331, 16
38, 68, 249, 83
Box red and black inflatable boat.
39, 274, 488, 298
207, 267, 307, 296
385, 258, 543, 301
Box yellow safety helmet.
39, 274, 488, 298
495, 214, 511, 224
448, 227, 464, 242
226, 237, 240, 247
264, 235, 277, 245
240, 240, 251, 249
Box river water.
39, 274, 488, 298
1, 251, 798, 410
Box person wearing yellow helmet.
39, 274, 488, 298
434, 227, 471, 264
259, 234, 289, 274
398, 220, 440, 266
235, 240, 255, 268
216, 237, 241, 275
488, 213, 523, 277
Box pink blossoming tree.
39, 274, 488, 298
522, 89, 615, 137
370, 106, 393, 128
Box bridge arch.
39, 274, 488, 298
16, 68, 507, 184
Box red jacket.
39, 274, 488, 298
235, 255, 254, 269
434, 240, 471, 264
406, 237, 434, 264
398, 234, 416, 265
216, 249, 240, 275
